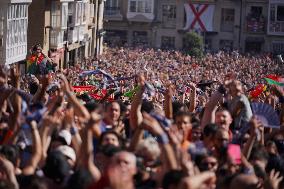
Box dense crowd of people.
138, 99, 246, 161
0, 45, 283, 189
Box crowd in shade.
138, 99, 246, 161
0, 44, 284, 189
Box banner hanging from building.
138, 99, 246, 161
183, 3, 215, 32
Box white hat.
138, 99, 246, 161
56, 145, 76, 162
58, 129, 72, 146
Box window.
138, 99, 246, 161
61, 3, 68, 28
269, 4, 284, 33
221, 8, 235, 32
277, 6, 284, 21
132, 31, 148, 45
250, 6, 262, 19
270, 4, 276, 22
68, 3, 75, 25
75, 2, 83, 25
162, 5, 176, 19
219, 40, 233, 52
51, 2, 61, 28
106, 0, 119, 8
145, 0, 151, 13
270, 4, 284, 22
89, 3, 95, 18
0, 16, 4, 37
272, 41, 284, 54
130, 1, 136, 12
129, 0, 153, 13
162, 5, 176, 27
82, 3, 87, 23
161, 36, 175, 49
137, 1, 144, 13
247, 6, 265, 32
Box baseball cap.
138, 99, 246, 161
58, 130, 72, 146
56, 145, 76, 162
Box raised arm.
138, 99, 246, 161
22, 121, 42, 175
59, 74, 90, 121
78, 112, 101, 182
129, 75, 145, 130
142, 112, 178, 170
0, 156, 19, 189
188, 82, 197, 113
200, 86, 225, 129
32, 75, 50, 104
164, 85, 174, 120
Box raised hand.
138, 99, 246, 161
58, 74, 71, 93
141, 112, 164, 136
264, 169, 283, 189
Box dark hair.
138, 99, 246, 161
98, 131, 122, 147
174, 111, 192, 121
104, 101, 121, 111
266, 154, 284, 175
172, 101, 189, 117
203, 123, 218, 138
249, 144, 269, 162
162, 170, 186, 189
42, 151, 71, 184
84, 101, 103, 113
96, 144, 122, 157
141, 100, 154, 113
67, 169, 93, 189
32, 44, 42, 52
18, 175, 48, 189
29, 82, 39, 95
0, 145, 19, 167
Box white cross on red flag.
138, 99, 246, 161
183, 3, 215, 32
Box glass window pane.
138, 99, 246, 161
130, 1, 136, 12
137, 1, 143, 13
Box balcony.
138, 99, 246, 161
50, 29, 65, 49
68, 27, 79, 43
268, 21, 284, 35
67, 26, 85, 44
104, 6, 123, 21
246, 19, 266, 33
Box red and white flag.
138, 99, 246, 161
183, 3, 215, 32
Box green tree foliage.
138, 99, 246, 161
183, 32, 204, 58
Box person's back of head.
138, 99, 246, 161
229, 174, 259, 189
43, 151, 71, 184
67, 169, 93, 189
18, 175, 48, 189
162, 170, 186, 189
0, 145, 19, 167
203, 123, 218, 139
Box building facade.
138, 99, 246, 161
103, 0, 284, 54
0, 0, 32, 66
28, 0, 104, 69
